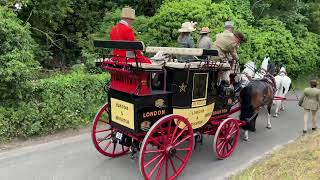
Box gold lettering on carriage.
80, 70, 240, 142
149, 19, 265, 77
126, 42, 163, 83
212, 108, 228, 115
173, 103, 214, 129
192, 109, 204, 115
115, 103, 128, 110
115, 116, 129, 124
111, 98, 134, 130
143, 110, 166, 118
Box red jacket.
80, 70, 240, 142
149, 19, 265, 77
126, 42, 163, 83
109, 22, 151, 64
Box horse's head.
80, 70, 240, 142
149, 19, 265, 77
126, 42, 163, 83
278, 66, 287, 76
261, 57, 269, 70
267, 63, 276, 76
242, 61, 255, 78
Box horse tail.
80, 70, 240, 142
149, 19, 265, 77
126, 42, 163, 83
239, 85, 254, 121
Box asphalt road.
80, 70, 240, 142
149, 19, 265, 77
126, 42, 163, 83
0, 93, 308, 180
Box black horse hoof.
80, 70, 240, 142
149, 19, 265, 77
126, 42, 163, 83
266, 126, 272, 129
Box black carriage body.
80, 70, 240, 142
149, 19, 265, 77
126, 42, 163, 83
164, 66, 235, 117
109, 89, 173, 134
210, 70, 236, 116
165, 67, 215, 108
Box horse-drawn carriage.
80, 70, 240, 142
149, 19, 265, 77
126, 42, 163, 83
91, 40, 249, 180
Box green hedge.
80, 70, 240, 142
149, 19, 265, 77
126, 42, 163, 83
0, 69, 109, 141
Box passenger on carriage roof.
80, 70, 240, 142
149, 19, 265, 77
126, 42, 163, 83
213, 21, 246, 62
212, 21, 246, 85
198, 27, 213, 49
177, 21, 196, 62
109, 7, 151, 64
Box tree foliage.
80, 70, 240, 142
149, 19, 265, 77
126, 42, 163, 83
9, 0, 163, 68
0, 6, 39, 101
95, 0, 319, 77
250, 0, 320, 35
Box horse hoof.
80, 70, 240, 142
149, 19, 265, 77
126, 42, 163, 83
266, 126, 272, 129
243, 137, 250, 141
273, 114, 278, 118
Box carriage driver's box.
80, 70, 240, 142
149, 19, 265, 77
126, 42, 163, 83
109, 89, 173, 134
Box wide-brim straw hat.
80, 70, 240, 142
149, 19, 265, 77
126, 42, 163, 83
178, 21, 197, 32
200, 27, 210, 34
121, 7, 136, 20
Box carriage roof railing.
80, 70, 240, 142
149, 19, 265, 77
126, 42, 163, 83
94, 40, 145, 51
93, 40, 219, 57
94, 40, 222, 73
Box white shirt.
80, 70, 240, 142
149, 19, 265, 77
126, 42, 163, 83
120, 20, 129, 27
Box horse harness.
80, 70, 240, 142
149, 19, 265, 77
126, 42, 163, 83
260, 74, 277, 94
250, 74, 276, 117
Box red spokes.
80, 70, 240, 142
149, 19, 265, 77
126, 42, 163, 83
91, 102, 129, 157
214, 118, 240, 160
140, 115, 194, 180
144, 153, 163, 168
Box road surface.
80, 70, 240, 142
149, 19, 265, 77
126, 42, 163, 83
0, 93, 306, 180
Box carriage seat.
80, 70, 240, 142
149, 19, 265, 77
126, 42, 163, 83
129, 62, 164, 70
164, 61, 207, 69
218, 62, 231, 71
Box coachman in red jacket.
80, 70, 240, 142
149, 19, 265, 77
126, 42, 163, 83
109, 7, 151, 64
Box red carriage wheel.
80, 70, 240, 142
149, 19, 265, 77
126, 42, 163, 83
91, 102, 129, 157
139, 115, 194, 180
213, 118, 240, 160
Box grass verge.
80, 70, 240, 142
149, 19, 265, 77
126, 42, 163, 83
232, 130, 320, 180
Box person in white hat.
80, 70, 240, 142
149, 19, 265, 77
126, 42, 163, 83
198, 27, 213, 49
177, 21, 196, 62
224, 21, 234, 32
109, 7, 151, 63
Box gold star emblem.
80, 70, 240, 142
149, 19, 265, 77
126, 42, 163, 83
179, 82, 187, 93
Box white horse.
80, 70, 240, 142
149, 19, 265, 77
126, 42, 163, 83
237, 57, 269, 87
238, 61, 255, 87
254, 57, 270, 79
273, 67, 291, 117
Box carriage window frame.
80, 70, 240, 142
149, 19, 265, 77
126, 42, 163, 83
192, 72, 209, 102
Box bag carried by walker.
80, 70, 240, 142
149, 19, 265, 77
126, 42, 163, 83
298, 95, 304, 107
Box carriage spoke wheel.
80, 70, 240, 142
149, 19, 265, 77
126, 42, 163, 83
214, 118, 240, 160
91, 102, 129, 157
139, 115, 194, 180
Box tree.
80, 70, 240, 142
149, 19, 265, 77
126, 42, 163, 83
0, 6, 39, 102
107, 0, 163, 16
250, 0, 320, 35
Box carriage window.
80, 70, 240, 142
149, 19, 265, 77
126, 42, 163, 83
192, 73, 208, 101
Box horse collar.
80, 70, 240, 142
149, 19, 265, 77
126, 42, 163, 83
262, 75, 276, 93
